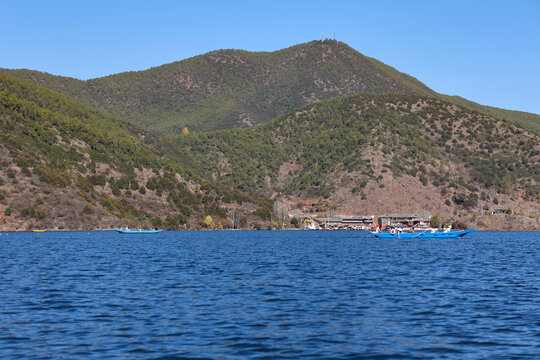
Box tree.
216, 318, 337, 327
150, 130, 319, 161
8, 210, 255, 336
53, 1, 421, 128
273, 198, 289, 229
463, 193, 478, 208
230, 209, 240, 229
430, 213, 443, 228
204, 215, 214, 228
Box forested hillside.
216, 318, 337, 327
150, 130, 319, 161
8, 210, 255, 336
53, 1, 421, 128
3, 40, 538, 134
170, 94, 540, 228
0, 74, 271, 230
1, 41, 539, 230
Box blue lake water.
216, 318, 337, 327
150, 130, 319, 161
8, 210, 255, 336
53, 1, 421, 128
0, 230, 539, 359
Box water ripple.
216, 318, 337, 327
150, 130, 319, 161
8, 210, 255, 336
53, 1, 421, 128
0, 230, 539, 359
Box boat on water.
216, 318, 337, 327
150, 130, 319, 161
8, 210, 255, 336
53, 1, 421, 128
369, 229, 475, 239
115, 229, 162, 234
32, 230, 46, 233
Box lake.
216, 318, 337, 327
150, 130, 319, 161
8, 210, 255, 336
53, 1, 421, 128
0, 230, 539, 359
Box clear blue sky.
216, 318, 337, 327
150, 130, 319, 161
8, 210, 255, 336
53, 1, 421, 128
1, 0, 539, 114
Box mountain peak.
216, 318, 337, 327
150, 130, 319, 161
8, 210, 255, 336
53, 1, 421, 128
1, 41, 538, 134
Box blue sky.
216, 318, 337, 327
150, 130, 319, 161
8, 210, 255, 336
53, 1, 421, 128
1, 0, 539, 114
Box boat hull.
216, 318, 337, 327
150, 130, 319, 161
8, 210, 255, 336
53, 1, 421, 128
369, 229, 475, 238
115, 229, 162, 234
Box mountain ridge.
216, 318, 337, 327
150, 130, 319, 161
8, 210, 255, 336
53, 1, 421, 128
2, 40, 538, 134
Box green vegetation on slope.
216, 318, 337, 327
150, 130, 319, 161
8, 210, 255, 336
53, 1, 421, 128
2, 40, 538, 135
0, 74, 271, 229
0, 74, 163, 173
169, 94, 540, 205
438, 94, 540, 134
0, 40, 434, 134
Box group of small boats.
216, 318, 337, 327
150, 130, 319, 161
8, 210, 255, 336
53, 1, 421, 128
114, 227, 475, 238
28, 227, 475, 238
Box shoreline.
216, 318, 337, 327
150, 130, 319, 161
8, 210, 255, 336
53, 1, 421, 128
1, 229, 539, 233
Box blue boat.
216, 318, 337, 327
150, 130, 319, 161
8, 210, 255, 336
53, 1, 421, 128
369, 229, 475, 239
115, 229, 162, 234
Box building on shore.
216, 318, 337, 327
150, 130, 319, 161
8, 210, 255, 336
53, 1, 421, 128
319, 214, 375, 230
288, 210, 432, 230
377, 214, 430, 229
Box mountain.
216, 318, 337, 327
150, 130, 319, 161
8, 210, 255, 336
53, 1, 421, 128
169, 93, 540, 230
3, 40, 538, 134
1, 41, 538, 230
0, 74, 272, 230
